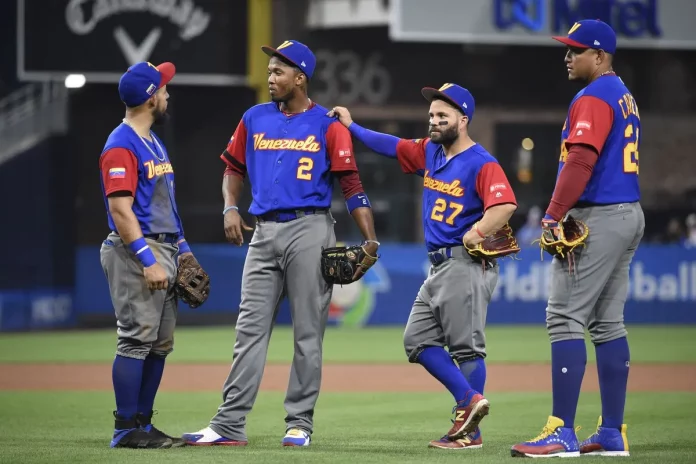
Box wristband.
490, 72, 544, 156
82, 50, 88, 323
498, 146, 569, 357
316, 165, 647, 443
128, 237, 157, 267
223, 205, 239, 215
474, 222, 486, 239
364, 240, 380, 246
346, 193, 371, 213
177, 238, 192, 255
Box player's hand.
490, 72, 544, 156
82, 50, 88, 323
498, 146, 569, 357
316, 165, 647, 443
327, 106, 354, 128
463, 227, 485, 248
144, 262, 169, 291
224, 209, 253, 246
541, 215, 561, 241
177, 251, 193, 266
352, 241, 379, 281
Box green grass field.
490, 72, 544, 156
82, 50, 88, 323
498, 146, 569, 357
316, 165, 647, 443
2, 325, 696, 364
1, 326, 695, 463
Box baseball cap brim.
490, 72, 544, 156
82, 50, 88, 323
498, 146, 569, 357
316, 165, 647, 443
551, 36, 591, 49
261, 46, 302, 70
156, 62, 176, 88
421, 87, 466, 115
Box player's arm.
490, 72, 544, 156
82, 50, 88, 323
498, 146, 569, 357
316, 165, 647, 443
101, 148, 168, 290
463, 162, 518, 246
327, 121, 379, 259
221, 119, 253, 245
545, 96, 613, 221
328, 106, 427, 176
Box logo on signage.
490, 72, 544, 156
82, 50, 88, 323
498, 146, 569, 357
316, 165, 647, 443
65, 0, 211, 64
494, 0, 662, 38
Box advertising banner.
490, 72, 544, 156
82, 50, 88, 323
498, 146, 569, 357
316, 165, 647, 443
73, 243, 696, 326
17, 0, 248, 85
390, 0, 696, 50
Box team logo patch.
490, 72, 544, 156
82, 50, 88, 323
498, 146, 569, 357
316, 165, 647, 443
146, 83, 157, 95
490, 183, 507, 192
108, 167, 126, 179
575, 121, 591, 130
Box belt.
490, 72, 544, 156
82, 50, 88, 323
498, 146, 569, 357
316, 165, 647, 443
427, 246, 494, 267
144, 233, 179, 244
112, 232, 179, 245
255, 208, 328, 223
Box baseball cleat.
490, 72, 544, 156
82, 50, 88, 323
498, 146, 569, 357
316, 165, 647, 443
579, 416, 630, 457
510, 416, 580, 458
429, 428, 482, 450
447, 393, 490, 439
136, 412, 186, 448
282, 428, 311, 447
181, 426, 248, 446
110, 412, 173, 449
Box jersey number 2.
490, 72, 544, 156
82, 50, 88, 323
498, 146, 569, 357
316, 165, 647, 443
623, 124, 639, 174
297, 157, 313, 180
431, 199, 464, 225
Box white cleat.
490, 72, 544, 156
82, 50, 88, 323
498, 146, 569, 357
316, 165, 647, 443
181, 426, 248, 446
282, 428, 311, 447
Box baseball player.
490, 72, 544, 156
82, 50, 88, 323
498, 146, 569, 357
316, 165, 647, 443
511, 20, 644, 458
99, 61, 198, 448
182, 40, 379, 447
329, 82, 518, 449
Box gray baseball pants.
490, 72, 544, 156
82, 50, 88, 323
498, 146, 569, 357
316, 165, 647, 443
404, 247, 499, 364
546, 202, 645, 343
100, 232, 179, 359
209, 211, 336, 441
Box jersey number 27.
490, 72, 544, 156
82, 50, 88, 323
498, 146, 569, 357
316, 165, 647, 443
431, 199, 464, 225
623, 123, 639, 174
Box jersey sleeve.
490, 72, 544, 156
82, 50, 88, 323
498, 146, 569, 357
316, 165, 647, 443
326, 121, 358, 172
565, 95, 614, 154
395, 138, 428, 175
220, 119, 248, 177
100, 148, 138, 196
475, 162, 517, 210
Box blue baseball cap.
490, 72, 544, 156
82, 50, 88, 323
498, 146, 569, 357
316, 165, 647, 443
421, 83, 475, 120
118, 61, 176, 108
552, 19, 617, 54
262, 40, 316, 78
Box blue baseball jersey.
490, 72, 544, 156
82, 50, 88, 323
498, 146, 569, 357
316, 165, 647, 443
221, 102, 357, 216
558, 74, 640, 204
99, 123, 183, 236
396, 139, 517, 252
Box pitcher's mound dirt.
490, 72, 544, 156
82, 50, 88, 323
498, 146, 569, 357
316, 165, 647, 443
0, 363, 694, 392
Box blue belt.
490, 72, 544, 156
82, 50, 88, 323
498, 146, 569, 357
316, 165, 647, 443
428, 247, 454, 266
143, 233, 179, 244
255, 208, 328, 223
427, 246, 492, 266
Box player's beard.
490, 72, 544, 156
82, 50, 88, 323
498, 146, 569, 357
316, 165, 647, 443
152, 104, 169, 126
429, 124, 458, 146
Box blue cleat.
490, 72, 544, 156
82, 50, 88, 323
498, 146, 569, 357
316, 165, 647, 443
511, 416, 580, 458
580, 416, 629, 457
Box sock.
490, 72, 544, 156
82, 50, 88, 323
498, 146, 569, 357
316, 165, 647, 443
459, 358, 486, 439
459, 357, 486, 395
112, 355, 145, 424
418, 346, 474, 404
551, 339, 587, 428
595, 337, 630, 429
137, 354, 166, 416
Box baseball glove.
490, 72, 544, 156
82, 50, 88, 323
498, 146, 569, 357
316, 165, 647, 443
538, 215, 590, 259
175, 254, 210, 308
464, 223, 521, 260
321, 244, 378, 285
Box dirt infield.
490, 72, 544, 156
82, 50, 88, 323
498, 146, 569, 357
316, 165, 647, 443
0, 363, 694, 392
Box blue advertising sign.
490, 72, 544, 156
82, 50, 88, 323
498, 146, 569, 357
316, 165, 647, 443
73, 244, 696, 326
